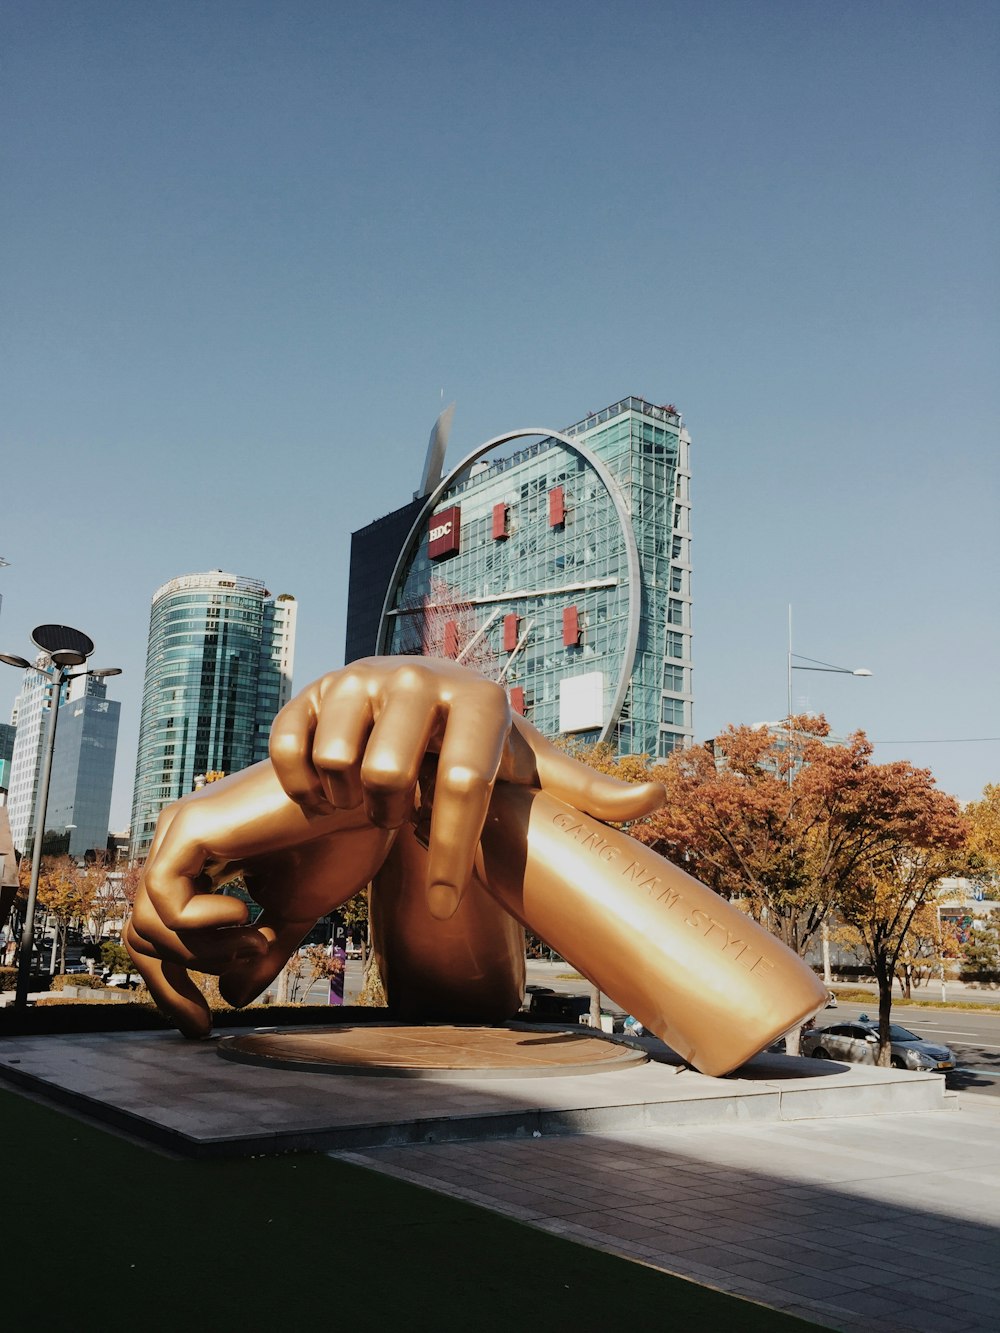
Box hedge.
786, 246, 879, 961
0, 966, 50, 993
0, 1001, 391, 1037
51, 973, 106, 991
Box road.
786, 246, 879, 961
812, 998, 1000, 1100
525, 963, 1000, 1099
303, 959, 1000, 1099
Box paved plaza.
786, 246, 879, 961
0, 1024, 996, 1331
339, 1096, 1000, 1332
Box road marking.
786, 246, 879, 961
906, 1026, 981, 1036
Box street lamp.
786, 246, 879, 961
785, 607, 871, 986
786, 606, 871, 729
0, 625, 121, 1017
785, 605, 871, 780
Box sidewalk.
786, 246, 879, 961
340, 1093, 1000, 1333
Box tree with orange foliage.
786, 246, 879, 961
629, 718, 860, 961
836, 773, 966, 1061
34, 855, 96, 973
77, 852, 137, 946
115, 859, 145, 915
965, 783, 1000, 898
573, 717, 967, 1054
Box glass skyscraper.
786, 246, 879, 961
6, 660, 121, 858
7, 657, 58, 855
130, 571, 297, 859
356, 396, 693, 760
0, 721, 14, 795
46, 674, 121, 858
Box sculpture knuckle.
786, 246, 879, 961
269, 729, 300, 763
439, 766, 490, 803
388, 664, 426, 694
361, 758, 410, 794
313, 740, 357, 773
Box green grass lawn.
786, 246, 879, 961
1, 1086, 819, 1331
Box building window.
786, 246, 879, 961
663, 664, 686, 692
661, 697, 686, 726
666, 631, 686, 659
667, 599, 684, 626
658, 731, 683, 758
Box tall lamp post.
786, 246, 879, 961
786, 605, 872, 781
785, 607, 871, 983
0, 625, 121, 1017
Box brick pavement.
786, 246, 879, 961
337, 1095, 1000, 1333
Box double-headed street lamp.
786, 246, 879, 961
785, 606, 871, 781
785, 607, 871, 983
0, 625, 121, 1017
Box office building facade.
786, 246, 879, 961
6, 661, 121, 857
130, 572, 297, 859
6, 657, 56, 855
0, 721, 14, 797
345, 498, 425, 666
348, 396, 693, 759
46, 673, 121, 858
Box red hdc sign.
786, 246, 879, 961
428, 505, 461, 560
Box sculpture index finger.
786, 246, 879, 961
422, 681, 510, 919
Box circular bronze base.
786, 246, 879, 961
216, 1023, 647, 1080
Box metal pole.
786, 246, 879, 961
936, 903, 947, 1003
786, 604, 794, 787
821, 919, 832, 984
589, 982, 602, 1031
15, 666, 63, 1015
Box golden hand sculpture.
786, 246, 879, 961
125, 657, 826, 1075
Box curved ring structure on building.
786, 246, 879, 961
376, 428, 642, 746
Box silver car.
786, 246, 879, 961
801, 1019, 955, 1072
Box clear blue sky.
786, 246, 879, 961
2, 0, 997, 829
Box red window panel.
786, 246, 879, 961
562, 605, 580, 646
503, 613, 519, 652
492, 502, 509, 540
548, 486, 565, 527
443, 620, 459, 658
509, 686, 525, 715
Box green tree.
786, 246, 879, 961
961, 908, 1000, 978
100, 938, 137, 982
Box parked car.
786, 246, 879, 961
523, 986, 591, 1022
102, 972, 139, 989
800, 1019, 955, 1072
